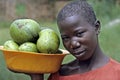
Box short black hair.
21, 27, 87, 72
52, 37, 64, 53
57, 0, 97, 26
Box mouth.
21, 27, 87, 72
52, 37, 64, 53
72, 49, 86, 56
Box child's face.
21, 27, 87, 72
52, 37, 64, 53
58, 15, 99, 60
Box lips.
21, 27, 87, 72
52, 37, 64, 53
72, 49, 86, 56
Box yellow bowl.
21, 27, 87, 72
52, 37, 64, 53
0, 46, 69, 73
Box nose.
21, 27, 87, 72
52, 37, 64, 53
70, 40, 80, 49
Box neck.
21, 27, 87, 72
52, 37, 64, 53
77, 44, 109, 71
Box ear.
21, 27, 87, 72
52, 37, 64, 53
94, 20, 101, 35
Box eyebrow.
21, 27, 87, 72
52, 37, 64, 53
74, 27, 85, 32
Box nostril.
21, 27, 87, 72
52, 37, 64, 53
70, 41, 80, 49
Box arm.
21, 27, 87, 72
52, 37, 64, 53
29, 74, 44, 80
8, 69, 44, 80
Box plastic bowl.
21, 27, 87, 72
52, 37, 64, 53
0, 46, 69, 73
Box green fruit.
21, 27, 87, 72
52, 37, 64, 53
19, 42, 38, 52
10, 19, 41, 44
3, 40, 19, 51
37, 28, 60, 53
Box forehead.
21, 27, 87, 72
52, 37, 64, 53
58, 15, 92, 32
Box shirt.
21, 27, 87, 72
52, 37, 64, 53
48, 59, 120, 80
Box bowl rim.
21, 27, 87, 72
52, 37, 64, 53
0, 46, 69, 55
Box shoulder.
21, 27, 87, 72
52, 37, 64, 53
110, 59, 120, 66
108, 59, 120, 78
109, 59, 120, 70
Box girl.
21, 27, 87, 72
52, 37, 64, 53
26, 0, 120, 80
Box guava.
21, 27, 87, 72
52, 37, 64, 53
37, 28, 60, 53
19, 42, 38, 52
3, 40, 19, 51
10, 19, 41, 44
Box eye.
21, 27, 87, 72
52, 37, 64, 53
61, 35, 70, 42
76, 31, 85, 37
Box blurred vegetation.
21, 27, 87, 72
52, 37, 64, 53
16, 3, 26, 16
0, 0, 120, 27
88, 0, 120, 25
0, 0, 120, 80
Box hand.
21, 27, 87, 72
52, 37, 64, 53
9, 69, 44, 80
29, 74, 44, 80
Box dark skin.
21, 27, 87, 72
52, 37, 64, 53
58, 15, 109, 76
16, 14, 110, 80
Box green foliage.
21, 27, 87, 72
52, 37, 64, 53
0, 21, 11, 28
88, 0, 120, 24
0, 21, 120, 80
0, 0, 120, 79
16, 3, 26, 16
99, 23, 120, 61
0, 28, 12, 45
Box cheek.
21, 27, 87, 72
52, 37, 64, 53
81, 33, 97, 48
63, 41, 69, 49
85, 34, 98, 51
81, 35, 98, 60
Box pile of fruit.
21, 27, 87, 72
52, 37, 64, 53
3, 19, 60, 54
